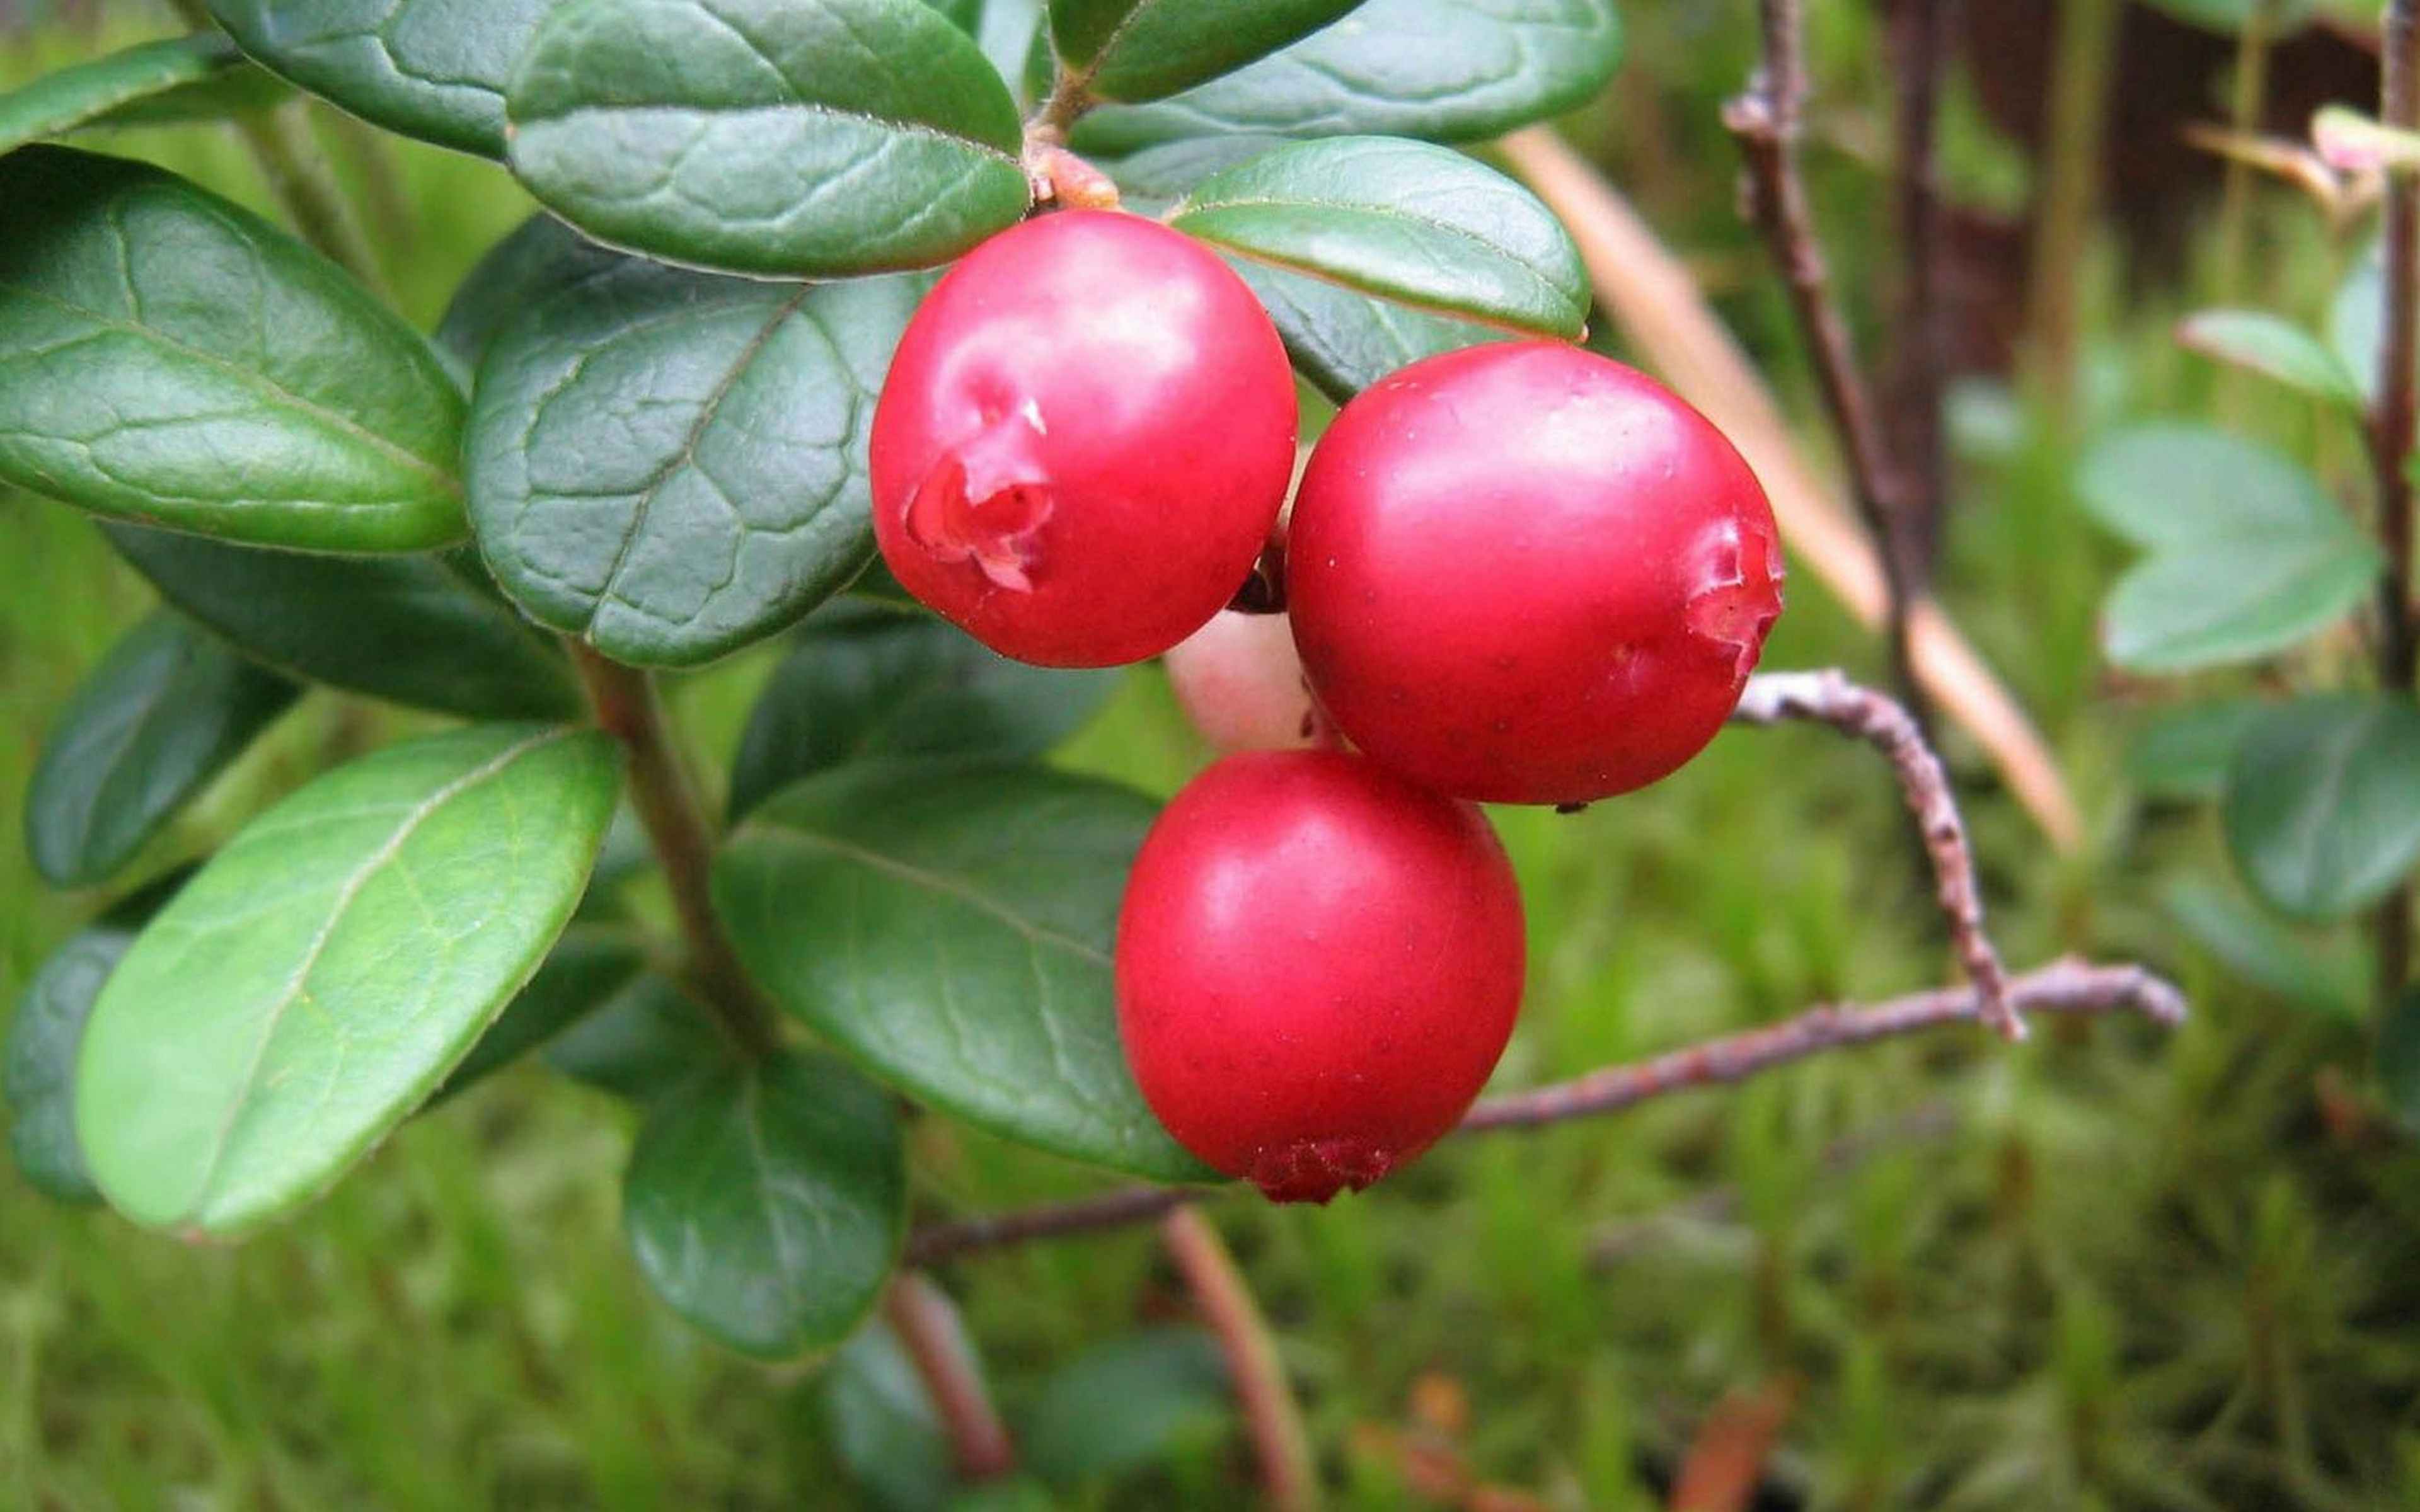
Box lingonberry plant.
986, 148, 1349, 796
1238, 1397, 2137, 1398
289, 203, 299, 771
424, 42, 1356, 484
0, 0, 2190, 1499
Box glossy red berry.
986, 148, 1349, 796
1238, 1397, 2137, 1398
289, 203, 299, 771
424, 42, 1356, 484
870, 210, 1298, 668
1164, 610, 1324, 753
1115, 750, 1526, 1203
1287, 341, 1783, 805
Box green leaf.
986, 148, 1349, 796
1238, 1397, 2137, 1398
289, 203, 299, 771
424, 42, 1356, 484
105, 524, 583, 722
1019, 1329, 1231, 1487
2126, 698, 2264, 804
434, 214, 622, 382
75, 724, 621, 1234
0, 33, 283, 156
2223, 696, 2420, 920
1074, 0, 1622, 154
716, 761, 1214, 1182
434, 925, 649, 1101
207, 0, 565, 158
543, 971, 728, 1099
0, 147, 466, 551
2331, 238, 2385, 406
728, 602, 1117, 821
506, 0, 1030, 278
1102, 133, 1294, 212
2175, 309, 2362, 411
822, 1322, 957, 1512
948, 1480, 1059, 1511
4, 874, 189, 1204
2381, 988, 2420, 1133
2163, 876, 2366, 1023
2077, 425, 2380, 672
1172, 135, 1584, 337
26, 612, 301, 889
466, 257, 921, 666
624, 1051, 906, 1357
1051, 0, 1364, 104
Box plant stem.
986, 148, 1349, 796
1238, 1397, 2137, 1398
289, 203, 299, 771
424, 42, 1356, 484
2374, 0, 2420, 1013
884, 1274, 1017, 1482
1161, 1206, 1323, 1512
1885, 0, 1950, 587
2212, 0, 2276, 311
2022, 0, 2119, 434
567, 644, 778, 1058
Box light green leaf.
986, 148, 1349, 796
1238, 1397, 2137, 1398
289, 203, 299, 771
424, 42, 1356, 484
1074, 0, 1622, 154
207, 0, 567, 158
2163, 876, 2366, 1023
715, 761, 1214, 1182
2223, 696, 2420, 920
1051, 0, 1364, 104
543, 970, 727, 1099
2126, 698, 2264, 803
105, 524, 583, 721
2331, 236, 2384, 407
624, 1051, 906, 1357
2175, 309, 2361, 411
0, 33, 282, 156
727, 602, 1117, 820
434, 924, 650, 1101
1019, 1329, 1231, 1487
26, 612, 301, 889
2077, 425, 2380, 671
0, 147, 466, 551
75, 724, 621, 1234
822, 1322, 957, 1512
466, 256, 921, 666
1172, 135, 1585, 337
506, 0, 1029, 278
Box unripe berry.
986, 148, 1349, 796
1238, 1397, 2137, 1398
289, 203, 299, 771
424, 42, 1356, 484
870, 210, 1298, 668
1164, 610, 1323, 753
1115, 750, 1526, 1203
1288, 341, 1783, 805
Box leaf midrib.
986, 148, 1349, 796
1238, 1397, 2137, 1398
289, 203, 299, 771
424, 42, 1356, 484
750, 825, 1110, 964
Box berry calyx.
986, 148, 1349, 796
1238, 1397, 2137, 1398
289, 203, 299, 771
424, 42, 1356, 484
1286, 341, 1784, 805
1164, 610, 1325, 753
870, 210, 1298, 668
1115, 750, 1527, 1203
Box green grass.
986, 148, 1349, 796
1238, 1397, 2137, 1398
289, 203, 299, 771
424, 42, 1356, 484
8, 9, 2420, 1510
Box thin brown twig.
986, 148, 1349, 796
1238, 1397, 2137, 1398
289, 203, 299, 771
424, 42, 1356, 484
1161, 1206, 1323, 1512
2370, 0, 2420, 1012
883, 1273, 1017, 1482
1723, 0, 1924, 719
904, 958, 2182, 1264
1884, 0, 1951, 584
1729, 670, 2018, 1038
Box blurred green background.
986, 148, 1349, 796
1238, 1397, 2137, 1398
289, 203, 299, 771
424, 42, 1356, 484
6, 1, 2420, 1508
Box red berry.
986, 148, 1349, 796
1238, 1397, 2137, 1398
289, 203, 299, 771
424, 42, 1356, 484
1164, 610, 1324, 753
1115, 750, 1526, 1202
1287, 341, 1783, 805
870, 210, 1298, 668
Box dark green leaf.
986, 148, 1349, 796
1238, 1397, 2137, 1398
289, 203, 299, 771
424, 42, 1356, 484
435, 925, 650, 1101
2077, 425, 2380, 672
76, 724, 621, 1234
624, 1051, 906, 1357
717, 762, 1216, 1182
1019, 1329, 1230, 1487
26, 611, 301, 888
2163, 877, 2366, 1024
207, 0, 567, 157
0, 147, 467, 551
822, 1322, 956, 1512
543, 970, 729, 1099
1052, 0, 1363, 104
1102, 133, 1294, 212
105, 524, 583, 721
969, 0, 1051, 106
2381, 988, 2420, 1132
433, 213, 623, 382
1236, 260, 1504, 400
0, 33, 281, 156
2176, 309, 2362, 411
506, 0, 1029, 277
4, 874, 189, 1203
2126, 698, 2265, 804
1074, 0, 1622, 154
727, 602, 1117, 820
2223, 696, 2420, 920
466, 257, 921, 666
1172, 136, 1585, 336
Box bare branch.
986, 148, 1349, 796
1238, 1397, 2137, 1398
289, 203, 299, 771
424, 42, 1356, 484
1730, 669, 2018, 1038
905, 958, 2183, 1263
883, 1274, 1017, 1482
2370, 0, 2419, 1008
1884, 0, 1951, 583
1162, 1207, 1323, 1511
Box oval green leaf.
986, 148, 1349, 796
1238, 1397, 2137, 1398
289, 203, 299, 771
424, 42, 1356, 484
2223, 696, 2420, 921
2163, 877, 2366, 1024
506, 0, 1029, 277
434, 924, 650, 1101
624, 1051, 906, 1357
1019, 1329, 1231, 1486
105, 524, 583, 721
715, 761, 1214, 1182
466, 257, 921, 666
2175, 309, 2361, 413
26, 612, 302, 889
433, 214, 623, 382
207, 0, 566, 157
822, 1322, 955, 1511
75, 723, 621, 1234
727, 602, 1117, 820
1051, 0, 1364, 104
1172, 136, 1586, 337
0, 147, 467, 551
2125, 698, 2264, 805
1073, 0, 1622, 154
0, 33, 282, 156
